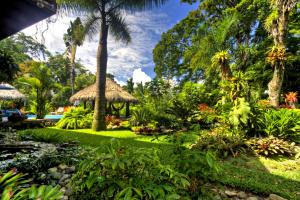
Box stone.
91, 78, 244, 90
62, 196, 68, 200
48, 167, 58, 173
237, 191, 248, 199
58, 164, 68, 170
247, 197, 259, 200
60, 187, 66, 193
59, 174, 71, 185
39, 173, 46, 180
50, 171, 62, 180
225, 190, 237, 197
65, 188, 72, 196
213, 195, 222, 200
65, 166, 75, 174
219, 191, 227, 198
269, 194, 287, 200
50, 180, 57, 187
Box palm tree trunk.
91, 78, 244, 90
70, 45, 77, 95
92, 21, 108, 131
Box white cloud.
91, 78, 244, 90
20, 5, 177, 83
132, 68, 151, 84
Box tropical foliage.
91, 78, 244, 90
56, 107, 93, 129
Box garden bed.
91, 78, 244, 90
15, 128, 300, 199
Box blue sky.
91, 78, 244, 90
22, 1, 198, 85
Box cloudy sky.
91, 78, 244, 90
22, 1, 197, 85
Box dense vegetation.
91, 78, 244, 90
0, 0, 299, 199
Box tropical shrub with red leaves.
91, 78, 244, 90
247, 136, 296, 157
285, 92, 298, 108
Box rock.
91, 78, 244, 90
39, 173, 46, 180
269, 194, 287, 200
50, 171, 62, 180
62, 196, 68, 200
58, 164, 68, 170
237, 191, 248, 199
59, 174, 71, 185
219, 191, 227, 198
65, 188, 72, 196
247, 197, 259, 200
50, 180, 56, 187
213, 195, 222, 200
65, 166, 75, 174
48, 167, 58, 173
60, 187, 66, 193
225, 190, 237, 197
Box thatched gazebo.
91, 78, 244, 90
0, 83, 26, 101
70, 78, 137, 117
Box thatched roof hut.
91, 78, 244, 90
0, 83, 26, 101
70, 78, 137, 103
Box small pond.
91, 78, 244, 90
26, 114, 63, 120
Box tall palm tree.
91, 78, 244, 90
18, 64, 56, 119
57, 0, 168, 131
264, 0, 297, 107
63, 17, 85, 95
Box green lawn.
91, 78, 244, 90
215, 155, 300, 199
18, 128, 300, 199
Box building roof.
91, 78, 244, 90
0, 0, 56, 40
0, 83, 26, 101
70, 78, 138, 103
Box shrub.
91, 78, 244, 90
105, 115, 123, 129
257, 108, 300, 142
190, 104, 219, 128
69, 140, 218, 199
56, 107, 93, 129
247, 136, 296, 157
191, 128, 247, 158
18, 129, 64, 143
130, 108, 151, 126
69, 142, 190, 199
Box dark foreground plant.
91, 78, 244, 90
70, 140, 218, 199
0, 169, 62, 200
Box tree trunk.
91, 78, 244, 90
70, 45, 77, 95
268, 64, 284, 107
125, 102, 130, 118
267, 0, 295, 107
92, 21, 108, 131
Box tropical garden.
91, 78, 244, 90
0, 0, 299, 199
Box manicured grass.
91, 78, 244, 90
18, 128, 300, 199
19, 128, 173, 150
215, 155, 300, 199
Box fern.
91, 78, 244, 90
56, 107, 93, 129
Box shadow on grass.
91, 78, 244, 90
18, 128, 300, 199
213, 153, 300, 199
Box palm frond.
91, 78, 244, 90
56, 0, 97, 16
108, 10, 131, 44
83, 14, 101, 41
116, 0, 169, 12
